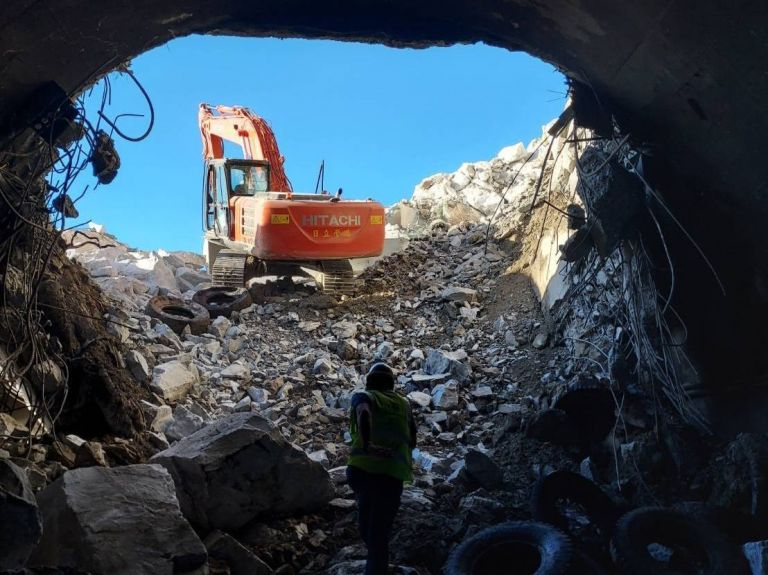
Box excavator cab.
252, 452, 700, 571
204, 159, 277, 235
228, 161, 270, 196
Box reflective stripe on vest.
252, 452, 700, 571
348, 390, 413, 483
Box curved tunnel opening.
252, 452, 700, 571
1, 2, 767, 434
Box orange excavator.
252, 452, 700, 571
199, 103, 385, 294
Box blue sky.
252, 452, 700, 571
68, 36, 566, 252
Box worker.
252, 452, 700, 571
347, 362, 417, 575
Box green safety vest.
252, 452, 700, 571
348, 390, 413, 483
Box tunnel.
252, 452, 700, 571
5, 0, 765, 432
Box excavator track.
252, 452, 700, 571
320, 259, 355, 295
211, 250, 248, 288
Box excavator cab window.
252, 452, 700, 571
229, 163, 270, 196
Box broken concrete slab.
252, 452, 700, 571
151, 412, 334, 531
29, 464, 206, 574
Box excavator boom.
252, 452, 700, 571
199, 103, 292, 194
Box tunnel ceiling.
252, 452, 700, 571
2, 0, 767, 217
1, 2, 767, 385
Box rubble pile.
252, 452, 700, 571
2, 123, 766, 574
62, 224, 211, 311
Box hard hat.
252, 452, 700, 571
366, 362, 395, 386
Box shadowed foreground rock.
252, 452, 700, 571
151, 412, 334, 531
0, 460, 42, 570
29, 464, 206, 574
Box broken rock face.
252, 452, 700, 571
151, 412, 334, 531
29, 464, 206, 574
0, 459, 42, 570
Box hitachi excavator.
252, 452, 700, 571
199, 103, 385, 294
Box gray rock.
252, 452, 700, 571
532, 333, 549, 349
374, 341, 394, 360
332, 320, 358, 339
221, 363, 250, 380
150, 361, 199, 402
210, 316, 232, 338
151, 412, 334, 530
743, 540, 768, 575
29, 465, 206, 574
308, 450, 330, 468
334, 339, 359, 361
425, 411, 448, 425
432, 380, 459, 410
407, 391, 432, 408
125, 350, 150, 381
504, 330, 519, 348
314, 357, 334, 375
0, 459, 42, 570
424, 348, 471, 382
234, 396, 252, 412
150, 404, 173, 433
459, 493, 505, 523
205, 530, 273, 575
471, 386, 494, 398
464, 450, 504, 490
165, 405, 205, 443
441, 286, 478, 303
247, 387, 270, 406
29, 359, 63, 393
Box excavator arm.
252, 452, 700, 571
198, 103, 293, 194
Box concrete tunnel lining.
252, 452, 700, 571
1, 1, 767, 430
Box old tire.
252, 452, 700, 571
192, 286, 252, 318
531, 470, 619, 539
553, 377, 616, 444
146, 296, 209, 335
444, 521, 573, 575
610, 507, 751, 575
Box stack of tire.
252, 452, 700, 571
444, 470, 759, 574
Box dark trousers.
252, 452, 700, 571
346, 465, 404, 575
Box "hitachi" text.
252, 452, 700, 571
301, 215, 361, 227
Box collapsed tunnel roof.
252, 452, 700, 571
0, 1, 767, 417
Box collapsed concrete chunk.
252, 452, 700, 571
150, 360, 199, 402
29, 464, 206, 574
0, 459, 42, 570
424, 348, 472, 382
151, 412, 334, 531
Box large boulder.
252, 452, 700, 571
28, 464, 206, 574
151, 412, 334, 531
0, 459, 42, 570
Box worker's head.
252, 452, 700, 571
365, 362, 395, 391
